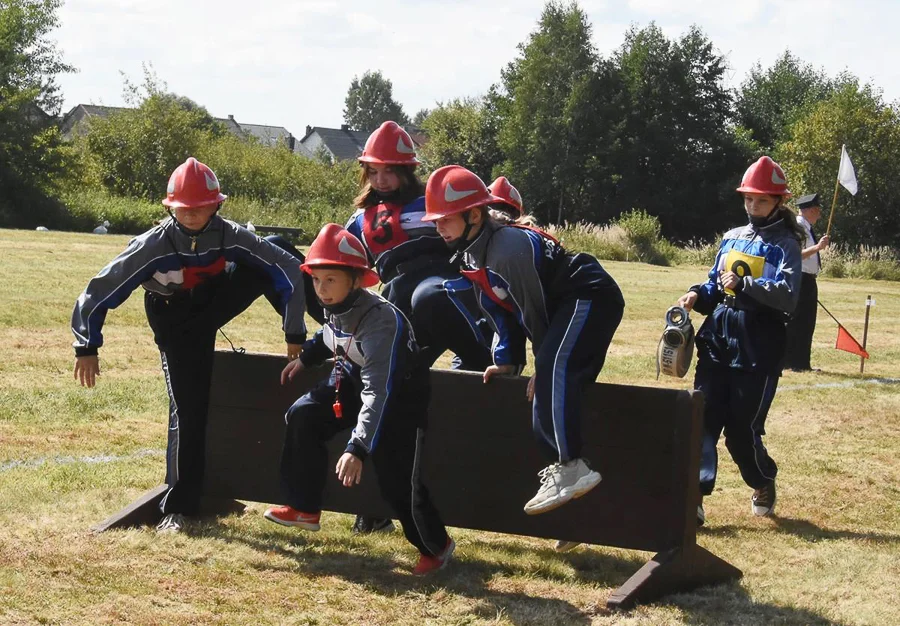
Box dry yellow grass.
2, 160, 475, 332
0, 228, 898, 625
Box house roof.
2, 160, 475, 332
236, 121, 294, 147
298, 126, 370, 161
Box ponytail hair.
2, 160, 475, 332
487, 205, 538, 227
775, 200, 806, 243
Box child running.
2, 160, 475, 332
675, 155, 802, 524
264, 224, 454, 575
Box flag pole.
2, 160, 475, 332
860, 295, 872, 374
826, 176, 840, 238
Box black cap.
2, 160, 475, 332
797, 193, 821, 210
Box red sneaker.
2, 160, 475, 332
413, 538, 455, 575
263, 505, 321, 531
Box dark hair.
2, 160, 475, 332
773, 198, 806, 243
353, 164, 425, 208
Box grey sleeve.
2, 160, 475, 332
71, 235, 163, 354
490, 232, 550, 352
345, 308, 404, 458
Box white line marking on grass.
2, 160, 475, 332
0, 449, 164, 473
779, 378, 900, 392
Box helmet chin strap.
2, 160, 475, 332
448, 210, 478, 263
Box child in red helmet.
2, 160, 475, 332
675, 156, 803, 524
71, 157, 316, 534
345, 121, 492, 534
422, 165, 625, 517
264, 224, 454, 575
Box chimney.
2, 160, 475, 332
305, 125, 312, 136
228, 114, 235, 121
340, 124, 350, 131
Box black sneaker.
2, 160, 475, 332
351, 515, 395, 534
751, 481, 776, 517
697, 502, 706, 527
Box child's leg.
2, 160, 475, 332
208, 235, 322, 328
532, 297, 623, 462
693, 361, 730, 496
280, 382, 357, 512
722, 369, 779, 489
156, 332, 217, 515
409, 274, 492, 371
370, 373, 449, 556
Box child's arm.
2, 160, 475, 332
72, 232, 166, 361
477, 291, 526, 380
735, 238, 803, 314
683, 244, 728, 315
298, 330, 330, 368
344, 307, 406, 461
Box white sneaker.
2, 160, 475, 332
553, 540, 582, 553
156, 513, 186, 534
524, 459, 601, 515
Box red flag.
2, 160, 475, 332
835, 325, 869, 359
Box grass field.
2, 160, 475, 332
1, 228, 898, 625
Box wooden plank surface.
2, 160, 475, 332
203, 351, 699, 553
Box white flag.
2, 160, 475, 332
838, 144, 858, 196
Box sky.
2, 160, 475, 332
53, 0, 900, 138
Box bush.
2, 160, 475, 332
62, 189, 162, 234
614, 209, 678, 266
675, 237, 720, 267
548, 222, 632, 262
821, 245, 900, 281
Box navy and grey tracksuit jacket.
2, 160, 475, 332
281, 289, 449, 556
71, 215, 308, 354
689, 215, 802, 495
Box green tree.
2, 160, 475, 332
736, 51, 833, 150
343, 70, 409, 131
0, 0, 75, 226
610, 23, 752, 239
776, 79, 900, 248
412, 108, 431, 126
77, 71, 219, 199
419, 96, 502, 180
497, 1, 602, 224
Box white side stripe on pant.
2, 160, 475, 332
550, 299, 591, 462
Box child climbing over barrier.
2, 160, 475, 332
72, 157, 314, 534
421, 165, 625, 518
344, 121, 492, 534
264, 224, 454, 575
675, 156, 803, 524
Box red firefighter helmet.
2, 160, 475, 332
422, 165, 502, 222
300, 224, 380, 288
162, 157, 228, 209
487, 176, 524, 215
736, 156, 791, 197
358, 121, 420, 166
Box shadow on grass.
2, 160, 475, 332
702, 515, 900, 545
200, 515, 848, 626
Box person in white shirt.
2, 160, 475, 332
784, 193, 830, 371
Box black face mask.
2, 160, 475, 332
320, 287, 363, 316
748, 206, 780, 228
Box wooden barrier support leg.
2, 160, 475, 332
91, 484, 168, 533
91, 485, 246, 533
606, 545, 743, 610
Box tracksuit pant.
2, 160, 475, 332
694, 359, 779, 496
784, 273, 818, 370
383, 268, 492, 372
532, 297, 624, 463
145, 236, 306, 515
278, 368, 449, 557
